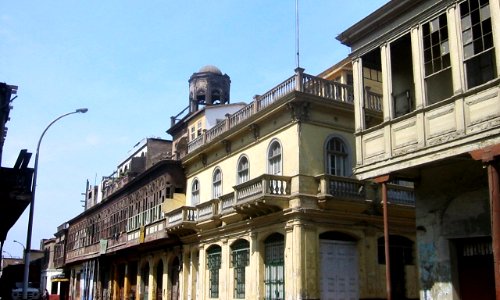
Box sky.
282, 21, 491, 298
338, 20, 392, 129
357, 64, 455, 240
0, 0, 388, 259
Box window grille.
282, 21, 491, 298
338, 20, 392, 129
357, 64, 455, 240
231, 240, 250, 298
264, 234, 285, 300
207, 246, 222, 298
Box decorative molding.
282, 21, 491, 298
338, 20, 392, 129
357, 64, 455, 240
248, 123, 260, 140
221, 140, 231, 154
200, 153, 207, 166
287, 101, 310, 123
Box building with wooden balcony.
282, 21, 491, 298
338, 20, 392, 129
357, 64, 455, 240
163, 64, 417, 300
337, 0, 500, 299
55, 138, 185, 300
53, 63, 417, 300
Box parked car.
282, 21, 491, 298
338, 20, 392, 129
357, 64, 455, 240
11, 283, 40, 300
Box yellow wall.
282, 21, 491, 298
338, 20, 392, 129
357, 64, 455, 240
186, 122, 300, 205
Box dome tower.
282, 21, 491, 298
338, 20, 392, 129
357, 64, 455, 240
188, 65, 231, 113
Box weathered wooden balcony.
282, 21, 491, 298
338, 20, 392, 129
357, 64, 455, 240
187, 69, 370, 153
196, 199, 221, 229
165, 206, 197, 236
232, 174, 292, 217
102, 174, 132, 199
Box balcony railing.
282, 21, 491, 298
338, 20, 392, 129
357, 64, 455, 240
102, 174, 132, 199
197, 199, 220, 222
166, 206, 197, 227
364, 87, 383, 111
317, 175, 365, 201
187, 69, 359, 153
387, 184, 415, 206
317, 175, 415, 206
219, 192, 236, 214
235, 174, 291, 205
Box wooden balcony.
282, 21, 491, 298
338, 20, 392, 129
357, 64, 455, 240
232, 174, 292, 217
165, 206, 197, 236
355, 80, 500, 180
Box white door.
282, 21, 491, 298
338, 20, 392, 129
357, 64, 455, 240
319, 240, 359, 300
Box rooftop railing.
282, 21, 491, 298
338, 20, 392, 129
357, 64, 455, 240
186, 68, 365, 153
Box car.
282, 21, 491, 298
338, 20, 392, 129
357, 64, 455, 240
11, 283, 40, 300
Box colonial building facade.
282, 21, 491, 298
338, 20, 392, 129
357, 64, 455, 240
162, 65, 417, 299
337, 0, 500, 299
54, 138, 186, 300
53, 64, 418, 300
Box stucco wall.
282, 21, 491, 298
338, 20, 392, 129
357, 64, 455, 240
415, 158, 489, 299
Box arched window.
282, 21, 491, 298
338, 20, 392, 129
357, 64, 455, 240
212, 168, 222, 199
326, 137, 349, 176
237, 156, 249, 184
268, 140, 282, 175
207, 245, 222, 298
231, 239, 250, 298
191, 179, 200, 205
264, 233, 285, 299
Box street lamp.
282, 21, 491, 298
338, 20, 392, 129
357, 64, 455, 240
22, 108, 88, 300
13, 240, 25, 259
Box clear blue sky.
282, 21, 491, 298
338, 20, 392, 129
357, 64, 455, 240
0, 0, 387, 258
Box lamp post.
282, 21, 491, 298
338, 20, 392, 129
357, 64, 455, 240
22, 108, 88, 300
13, 240, 25, 258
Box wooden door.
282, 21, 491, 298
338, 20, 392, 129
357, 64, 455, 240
319, 240, 359, 300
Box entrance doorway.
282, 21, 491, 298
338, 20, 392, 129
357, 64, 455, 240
169, 257, 180, 300
456, 237, 494, 300
319, 232, 359, 299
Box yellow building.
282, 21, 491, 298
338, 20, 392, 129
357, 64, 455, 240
337, 0, 500, 299
165, 65, 417, 299
57, 63, 418, 300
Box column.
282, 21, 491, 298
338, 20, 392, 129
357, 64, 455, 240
123, 264, 129, 300
380, 44, 393, 159
374, 175, 391, 300
470, 145, 500, 299
249, 232, 260, 299
446, 4, 466, 95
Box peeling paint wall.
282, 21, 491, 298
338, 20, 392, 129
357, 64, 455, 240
415, 158, 489, 299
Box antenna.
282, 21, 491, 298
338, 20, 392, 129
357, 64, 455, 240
295, 0, 300, 68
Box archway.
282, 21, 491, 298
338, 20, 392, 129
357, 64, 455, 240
169, 257, 180, 300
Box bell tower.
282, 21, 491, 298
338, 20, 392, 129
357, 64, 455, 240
188, 65, 231, 113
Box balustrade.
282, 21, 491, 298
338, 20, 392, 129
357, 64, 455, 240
387, 184, 415, 205
235, 175, 291, 204
321, 175, 365, 201
187, 72, 356, 153
197, 200, 219, 221
219, 193, 236, 214
364, 88, 383, 111
166, 206, 197, 227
